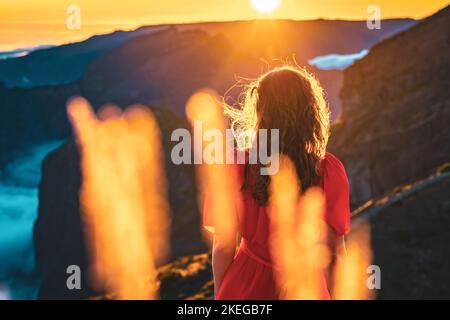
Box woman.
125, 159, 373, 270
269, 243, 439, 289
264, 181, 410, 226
203, 65, 350, 299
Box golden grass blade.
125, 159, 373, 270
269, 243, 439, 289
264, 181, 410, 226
269, 156, 330, 300
332, 221, 374, 300
67, 99, 170, 300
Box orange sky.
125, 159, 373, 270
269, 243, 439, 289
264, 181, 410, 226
0, 0, 449, 50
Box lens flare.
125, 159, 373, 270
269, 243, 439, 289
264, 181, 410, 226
269, 156, 330, 299
186, 91, 240, 239
332, 222, 375, 300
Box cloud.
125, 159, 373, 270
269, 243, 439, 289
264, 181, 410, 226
309, 49, 369, 70
0, 141, 63, 299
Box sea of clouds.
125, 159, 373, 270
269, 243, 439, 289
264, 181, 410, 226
0, 141, 63, 299
0, 45, 55, 60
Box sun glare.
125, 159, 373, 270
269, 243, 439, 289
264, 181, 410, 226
251, 0, 281, 13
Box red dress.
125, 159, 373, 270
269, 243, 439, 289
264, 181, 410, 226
203, 152, 350, 300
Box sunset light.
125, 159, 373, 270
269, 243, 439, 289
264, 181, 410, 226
251, 0, 281, 13
0, 0, 448, 305
0, 0, 448, 50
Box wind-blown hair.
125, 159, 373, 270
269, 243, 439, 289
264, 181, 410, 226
224, 65, 330, 205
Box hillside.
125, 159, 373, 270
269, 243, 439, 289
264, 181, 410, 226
329, 5, 450, 207
352, 167, 450, 299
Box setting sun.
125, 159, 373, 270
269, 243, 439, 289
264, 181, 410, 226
251, 0, 281, 13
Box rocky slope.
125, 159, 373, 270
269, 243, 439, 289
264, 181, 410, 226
93, 253, 213, 300
351, 167, 450, 299
329, 5, 450, 207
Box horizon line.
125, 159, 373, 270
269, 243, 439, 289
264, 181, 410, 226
0, 15, 421, 52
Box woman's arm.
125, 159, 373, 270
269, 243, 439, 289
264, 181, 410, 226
212, 233, 237, 297
325, 225, 347, 299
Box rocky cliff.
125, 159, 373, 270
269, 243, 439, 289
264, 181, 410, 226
330, 5, 450, 207
357, 170, 450, 299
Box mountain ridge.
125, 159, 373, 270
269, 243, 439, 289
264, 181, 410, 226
0, 18, 416, 88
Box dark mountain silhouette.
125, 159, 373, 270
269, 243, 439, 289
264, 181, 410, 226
329, 5, 450, 207
351, 167, 450, 299
0, 26, 166, 87
79, 28, 261, 113
0, 19, 416, 88
178, 19, 416, 60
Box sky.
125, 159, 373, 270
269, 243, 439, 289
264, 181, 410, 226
0, 0, 449, 50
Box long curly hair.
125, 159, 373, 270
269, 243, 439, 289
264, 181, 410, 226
224, 65, 330, 205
